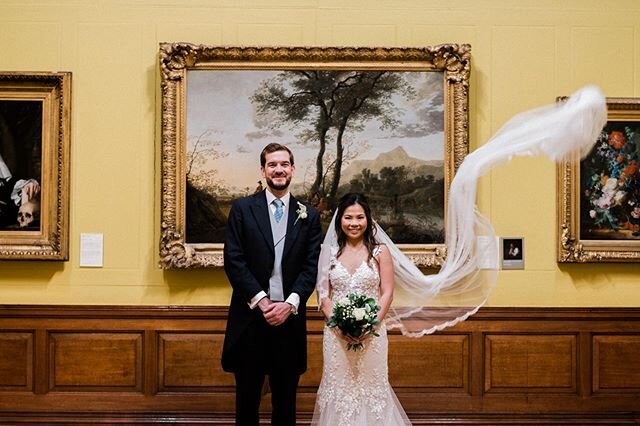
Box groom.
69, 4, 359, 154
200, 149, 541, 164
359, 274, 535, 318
222, 143, 322, 426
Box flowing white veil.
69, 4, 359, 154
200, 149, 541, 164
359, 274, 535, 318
316, 85, 607, 337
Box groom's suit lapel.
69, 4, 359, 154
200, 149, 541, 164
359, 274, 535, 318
283, 195, 301, 259
250, 191, 275, 255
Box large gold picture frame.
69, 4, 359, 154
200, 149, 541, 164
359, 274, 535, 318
0, 72, 71, 260
159, 44, 470, 269
557, 97, 640, 262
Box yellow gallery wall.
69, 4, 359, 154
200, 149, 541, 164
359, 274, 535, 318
0, 0, 639, 307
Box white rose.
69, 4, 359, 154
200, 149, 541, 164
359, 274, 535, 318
353, 307, 366, 321
589, 210, 596, 218
338, 297, 350, 306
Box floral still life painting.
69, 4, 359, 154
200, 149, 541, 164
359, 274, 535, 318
557, 96, 640, 263
581, 123, 640, 240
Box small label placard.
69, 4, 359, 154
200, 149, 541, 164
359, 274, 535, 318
80, 233, 103, 267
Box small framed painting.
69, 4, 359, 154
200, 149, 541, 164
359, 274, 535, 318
501, 237, 524, 270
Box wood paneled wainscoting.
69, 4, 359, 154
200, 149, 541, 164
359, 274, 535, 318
1, 305, 639, 424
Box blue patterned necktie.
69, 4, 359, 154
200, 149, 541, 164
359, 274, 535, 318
273, 199, 284, 223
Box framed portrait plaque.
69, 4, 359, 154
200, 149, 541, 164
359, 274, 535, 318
501, 237, 524, 270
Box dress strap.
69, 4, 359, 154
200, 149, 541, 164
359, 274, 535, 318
372, 245, 383, 257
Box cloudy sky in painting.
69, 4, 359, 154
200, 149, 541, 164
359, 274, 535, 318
186, 69, 444, 192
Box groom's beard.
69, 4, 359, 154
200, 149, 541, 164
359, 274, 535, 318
265, 175, 291, 191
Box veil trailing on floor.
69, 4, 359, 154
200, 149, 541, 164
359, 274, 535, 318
316, 85, 607, 337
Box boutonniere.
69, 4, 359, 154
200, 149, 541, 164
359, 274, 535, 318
294, 201, 308, 225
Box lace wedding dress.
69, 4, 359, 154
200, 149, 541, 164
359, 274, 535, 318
312, 248, 412, 426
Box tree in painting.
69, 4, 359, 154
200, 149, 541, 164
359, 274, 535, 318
251, 70, 444, 243
251, 71, 414, 209
185, 129, 229, 243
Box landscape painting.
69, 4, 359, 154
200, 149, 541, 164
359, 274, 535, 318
159, 45, 471, 268
184, 69, 445, 246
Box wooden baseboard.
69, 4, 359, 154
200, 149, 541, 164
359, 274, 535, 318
1, 305, 640, 422
1, 412, 638, 425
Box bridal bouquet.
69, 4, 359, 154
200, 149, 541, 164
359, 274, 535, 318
327, 293, 381, 351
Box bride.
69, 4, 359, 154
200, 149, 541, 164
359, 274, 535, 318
311, 85, 608, 425
312, 192, 411, 425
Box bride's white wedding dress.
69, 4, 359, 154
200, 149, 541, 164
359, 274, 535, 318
312, 248, 411, 426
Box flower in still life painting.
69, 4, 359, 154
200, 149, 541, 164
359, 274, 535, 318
581, 124, 640, 239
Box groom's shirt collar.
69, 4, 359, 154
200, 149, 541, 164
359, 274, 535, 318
265, 188, 291, 207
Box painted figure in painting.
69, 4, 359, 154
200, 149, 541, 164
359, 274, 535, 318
222, 143, 321, 426
507, 242, 520, 259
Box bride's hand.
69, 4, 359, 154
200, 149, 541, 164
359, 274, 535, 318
332, 328, 355, 344
351, 333, 373, 345
331, 327, 347, 341
333, 329, 369, 345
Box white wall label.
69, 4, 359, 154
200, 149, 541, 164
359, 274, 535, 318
80, 233, 103, 267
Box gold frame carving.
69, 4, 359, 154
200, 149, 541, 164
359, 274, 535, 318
557, 97, 640, 263
0, 72, 71, 260
159, 44, 470, 269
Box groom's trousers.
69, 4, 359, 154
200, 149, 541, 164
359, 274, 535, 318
233, 317, 301, 426
234, 367, 299, 426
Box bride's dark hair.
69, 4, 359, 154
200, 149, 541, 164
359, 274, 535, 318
334, 193, 378, 263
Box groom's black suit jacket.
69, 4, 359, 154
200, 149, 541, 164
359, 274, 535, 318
222, 190, 321, 375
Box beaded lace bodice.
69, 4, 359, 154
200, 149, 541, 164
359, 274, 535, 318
329, 253, 381, 301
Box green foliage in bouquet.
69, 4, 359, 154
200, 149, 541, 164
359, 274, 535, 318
327, 293, 381, 351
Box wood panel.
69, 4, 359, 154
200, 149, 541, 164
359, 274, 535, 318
158, 332, 233, 391
593, 334, 640, 393
49, 332, 142, 392
389, 333, 469, 392
0, 332, 33, 391
484, 334, 576, 393
0, 305, 638, 423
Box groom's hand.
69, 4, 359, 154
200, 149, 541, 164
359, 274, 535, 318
263, 302, 292, 326
257, 297, 273, 312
